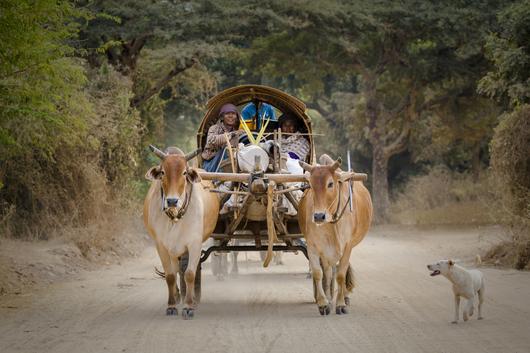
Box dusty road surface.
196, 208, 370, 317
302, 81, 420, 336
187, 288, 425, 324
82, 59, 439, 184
1, 225, 529, 353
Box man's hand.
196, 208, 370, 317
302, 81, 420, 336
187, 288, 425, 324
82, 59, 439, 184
230, 129, 245, 138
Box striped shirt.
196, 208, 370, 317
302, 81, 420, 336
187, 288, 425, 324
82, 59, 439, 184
280, 133, 310, 161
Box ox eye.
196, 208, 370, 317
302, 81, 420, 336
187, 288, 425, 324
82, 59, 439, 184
327, 181, 334, 188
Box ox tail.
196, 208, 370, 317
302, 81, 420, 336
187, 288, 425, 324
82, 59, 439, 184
346, 265, 355, 292
154, 266, 166, 278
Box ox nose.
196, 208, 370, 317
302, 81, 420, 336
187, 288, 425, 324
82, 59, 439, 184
166, 198, 179, 208
313, 213, 326, 223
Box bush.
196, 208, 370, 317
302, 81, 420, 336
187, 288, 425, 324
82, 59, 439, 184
389, 166, 497, 225
488, 105, 530, 269
0, 62, 145, 241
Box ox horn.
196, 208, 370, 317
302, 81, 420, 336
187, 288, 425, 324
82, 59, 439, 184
330, 157, 341, 172
184, 148, 201, 161
149, 145, 167, 160
299, 161, 314, 172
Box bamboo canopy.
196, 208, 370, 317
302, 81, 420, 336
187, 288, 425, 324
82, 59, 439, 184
196, 85, 315, 164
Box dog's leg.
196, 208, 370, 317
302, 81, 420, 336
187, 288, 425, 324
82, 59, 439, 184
463, 298, 472, 322
464, 297, 473, 320
478, 287, 484, 320
452, 294, 460, 324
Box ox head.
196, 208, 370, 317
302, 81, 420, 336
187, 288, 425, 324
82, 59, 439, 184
299, 155, 352, 224
145, 145, 201, 219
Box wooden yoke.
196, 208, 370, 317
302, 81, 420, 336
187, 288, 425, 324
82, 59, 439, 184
197, 172, 368, 184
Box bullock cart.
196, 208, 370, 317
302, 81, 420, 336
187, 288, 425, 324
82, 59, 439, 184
174, 85, 367, 300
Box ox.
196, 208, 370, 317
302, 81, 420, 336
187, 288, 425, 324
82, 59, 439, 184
143, 145, 219, 319
299, 155, 373, 315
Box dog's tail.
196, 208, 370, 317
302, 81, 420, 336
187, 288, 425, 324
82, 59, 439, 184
475, 254, 482, 267
346, 265, 355, 292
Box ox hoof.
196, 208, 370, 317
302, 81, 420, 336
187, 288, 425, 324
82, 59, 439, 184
478, 316, 484, 320
344, 297, 350, 306
166, 307, 178, 316
182, 307, 194, 320
318, 305, 331, 316
336, 306, 348, 315
451, 321, 458, 324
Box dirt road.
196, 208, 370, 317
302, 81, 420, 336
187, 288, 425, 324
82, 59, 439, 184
1, 226, 529, 353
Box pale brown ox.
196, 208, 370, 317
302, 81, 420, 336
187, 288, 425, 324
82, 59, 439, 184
299, 154, 373, 315
143, 146, 219, 319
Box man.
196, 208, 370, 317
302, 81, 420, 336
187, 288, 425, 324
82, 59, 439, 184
276, 113, 310, 216
278, 113, 310, 162
201, 103, 243, 172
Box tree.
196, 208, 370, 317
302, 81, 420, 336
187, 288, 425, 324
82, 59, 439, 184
478, 0, 530, 108
479, 0, 530, 269
245, 0, 502, 221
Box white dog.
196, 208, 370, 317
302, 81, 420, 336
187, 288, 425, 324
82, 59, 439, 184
427, 260, 485, 323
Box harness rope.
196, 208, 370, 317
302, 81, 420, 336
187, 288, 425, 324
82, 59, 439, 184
323, 180, 352, 224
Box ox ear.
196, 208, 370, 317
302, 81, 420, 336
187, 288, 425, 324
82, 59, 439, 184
299, 161, 314, 172
186, 168, 202, 183
145, 166, 164, 181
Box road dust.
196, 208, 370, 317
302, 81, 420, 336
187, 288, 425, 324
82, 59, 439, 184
1, 225, 529, 353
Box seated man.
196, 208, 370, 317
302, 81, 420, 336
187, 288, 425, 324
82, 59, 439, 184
241, 101, 277, 131
278, 113, 310, 162
201, 103, 243, 172
277, 113, 310, 216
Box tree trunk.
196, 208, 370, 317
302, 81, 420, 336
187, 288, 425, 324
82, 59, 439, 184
372, 145, 390, 223
471, 144, 481, 182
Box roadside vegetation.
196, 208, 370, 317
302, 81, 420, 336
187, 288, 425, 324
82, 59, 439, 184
0, 0, 528, 269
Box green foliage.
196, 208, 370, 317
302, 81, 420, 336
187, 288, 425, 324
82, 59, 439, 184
0, 1, 90, 160
478, 1, 530, 107
0, 1, 146, 239
86, 64, 142, 189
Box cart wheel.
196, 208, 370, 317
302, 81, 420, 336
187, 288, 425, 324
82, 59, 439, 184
179, 253, 202, 304
211, 253, 220, 276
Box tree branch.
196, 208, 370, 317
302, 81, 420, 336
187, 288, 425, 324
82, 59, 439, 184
130, 57, 198, 108
383, 120, 411, 159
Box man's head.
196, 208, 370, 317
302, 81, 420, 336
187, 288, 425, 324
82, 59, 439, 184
219, 103, 239, 128
279, 114, 299, 134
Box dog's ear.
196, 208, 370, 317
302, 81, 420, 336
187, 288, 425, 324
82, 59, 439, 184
448, 260, 454, 266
